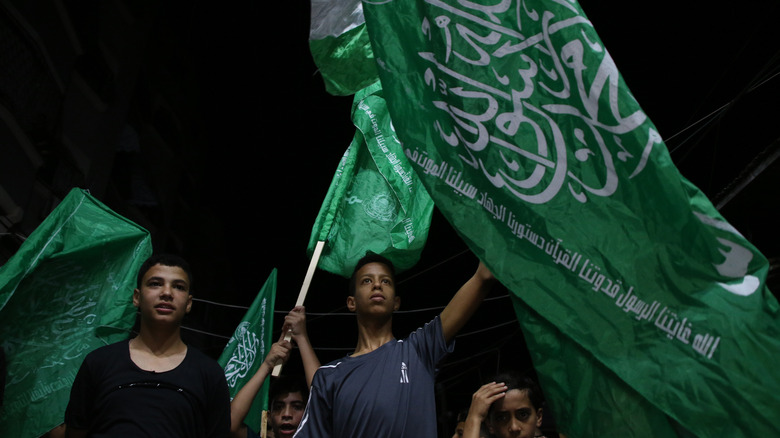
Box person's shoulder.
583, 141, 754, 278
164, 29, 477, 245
320, 357, 347, 370
312, 357, 349, 380
184, 344, 224, 375
406, 315, 442, 337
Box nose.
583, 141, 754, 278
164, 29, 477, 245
281, 405, 293, 419
160, 283, 173, 299
508, 417, 522, 433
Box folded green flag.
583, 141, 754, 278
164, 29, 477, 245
308, 81, 434, 277
309, 0, 378, 96
218, 268, 276, 432
360, 1, 780, 436
0, 188, 152, 438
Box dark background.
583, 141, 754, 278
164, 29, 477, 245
1, 1, 778, 435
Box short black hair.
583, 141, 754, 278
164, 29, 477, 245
348, 252, 396, 296
270, 374, 309, 405
488, 371, 544, 412
136, 254, 193, 292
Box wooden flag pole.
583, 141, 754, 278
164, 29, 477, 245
272, 240, 326, 377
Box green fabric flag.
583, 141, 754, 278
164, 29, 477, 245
0, 188, 152, 438
307, 81, 434, 278
218, 269, 277, 433
309, 0, 378, 96
360, 1, 780, 436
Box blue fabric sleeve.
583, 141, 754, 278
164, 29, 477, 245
294, 369, 332, 438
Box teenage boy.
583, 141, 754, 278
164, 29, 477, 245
64, 254, 230, 438
295, 252, 496, 438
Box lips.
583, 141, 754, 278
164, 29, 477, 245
370, 292, 385, 302
154, 303, 175, 313
278, 423, 296, 436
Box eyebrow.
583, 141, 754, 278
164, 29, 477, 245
146, 276, 189, 286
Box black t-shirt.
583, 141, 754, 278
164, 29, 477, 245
65, 339, 230, 438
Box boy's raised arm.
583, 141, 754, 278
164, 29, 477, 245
440, 261, 496, 343
229, 336, 291, 438
285, 306, 321, 387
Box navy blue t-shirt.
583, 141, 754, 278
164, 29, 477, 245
294, 316, 453, 438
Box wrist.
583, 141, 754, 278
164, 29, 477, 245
260, 358, 275, 371
464, 415, 486, 434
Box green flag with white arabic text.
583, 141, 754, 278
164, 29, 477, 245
0, 188, 152, 438
309, 0, 377, 96
307, 81, 434, 277
218, 269, 276, 433
361, 1, 780, 436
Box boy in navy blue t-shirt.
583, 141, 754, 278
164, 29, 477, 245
295, 253, 496, 438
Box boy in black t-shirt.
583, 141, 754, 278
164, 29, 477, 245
65, 254, 230, 438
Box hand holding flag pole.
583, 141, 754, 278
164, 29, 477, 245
272, 240, 326, 377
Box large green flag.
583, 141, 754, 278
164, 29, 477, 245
0, 188, 152, 438
309, 0, 377, 96
218, 269, 276, 433
307, 81, 434, 277
360, 1, 780, 436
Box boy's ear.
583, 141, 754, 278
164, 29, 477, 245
132, 288, 140, 307
536, 407, 543, 427
393, 296, 401, 311
347, 295, 356, 312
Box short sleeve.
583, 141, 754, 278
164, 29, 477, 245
410, 316, 454, 370
294, 370, 332, 438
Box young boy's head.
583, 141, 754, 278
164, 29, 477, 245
347, 253, 400, 316
348, 252, 396, 297
487, 372, 544, 438
268, 375, 308, 438
133, 254, 194, 325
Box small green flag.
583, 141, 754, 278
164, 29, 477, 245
308, 81, 434, 277
309, 0, 377, 96
360, 1, 780, 436
218, 269, 277, 433
0, 188, 152, 438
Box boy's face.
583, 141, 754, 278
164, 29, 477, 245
488, 389, 542, 438
133, 264, 192, 325
347, 262, 400, 316
270, 391, 306, 438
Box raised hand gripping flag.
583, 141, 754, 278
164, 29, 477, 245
358, 1, 780, 436
307, 81, 434, 277
0, 188, 152, 438
218, 269, 277, 434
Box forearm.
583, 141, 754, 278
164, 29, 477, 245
440, 261, 496, 342
293, 333, 321, 388
462, 415, 486, 438
230, 361, 272, 433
